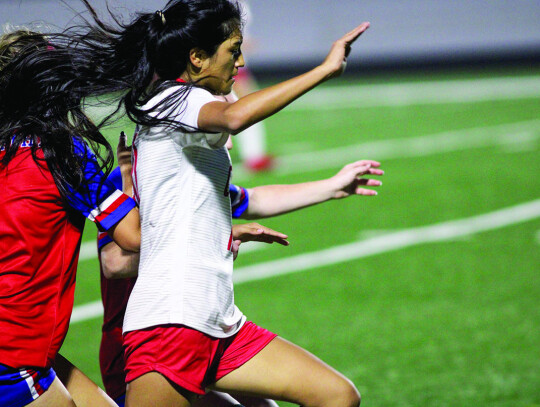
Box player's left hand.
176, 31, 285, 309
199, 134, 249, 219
232, 223, 289, 246
330, 160, 384, 198
117, 131, 132, 170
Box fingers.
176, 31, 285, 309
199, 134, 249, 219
342, 22, 370, 50
355, 188, 378, 196
358, 178, 383, 187
117, 131, 132, 155
231, 240, 241, 261
233, 223, 290, 246
119, 131, 127, 148
251, 225, 289, 246
350, 160, 381, 168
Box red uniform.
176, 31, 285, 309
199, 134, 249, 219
0, 138, 136, 369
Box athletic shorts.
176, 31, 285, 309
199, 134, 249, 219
99, 326, 127, 400
123, 321, 277, 395
0, 363, 56, 407
114, 393, 126, 407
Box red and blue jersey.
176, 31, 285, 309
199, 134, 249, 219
230, 183, 249, 219
0, 137, 136, 369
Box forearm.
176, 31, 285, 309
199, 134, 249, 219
243, 179, 335, 219
101, 240, 140, 279
200, 65, 331, 134
108, 208, 141, 252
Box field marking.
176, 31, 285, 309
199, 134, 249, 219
79, 118, 540, 261
285, 75, 540, 111
234, 119, 540, 181
71, 199, 540, 324
87, 75, 540, 126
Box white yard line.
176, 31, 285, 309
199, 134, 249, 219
71, 199, 540, 324
233, 119, 540, 181
78, 118, 540, 261
86, 75, 540, 125
285, 75, 540, 111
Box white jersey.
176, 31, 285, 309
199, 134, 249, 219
123, 86, 246, 338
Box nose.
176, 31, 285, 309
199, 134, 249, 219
235, 53, 245, 68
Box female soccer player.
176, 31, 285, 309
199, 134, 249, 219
0, 25, 288, 407
0, 29, 140, 406
61, 1, 371, 405
97, 135, 382, 407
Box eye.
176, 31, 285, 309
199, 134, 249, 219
232, 48, 242, 59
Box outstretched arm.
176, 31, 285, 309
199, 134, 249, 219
198, 23, 370, 134
241, 160, 383, 219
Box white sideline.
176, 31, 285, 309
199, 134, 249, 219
285, 75, 540, 111
78, 119, 540, 261
235, 119, 540, 181
71, 199, 540, 324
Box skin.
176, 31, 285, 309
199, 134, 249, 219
51, 355, 118, 407
183, 32, 245, 96
195, 23, 370, 135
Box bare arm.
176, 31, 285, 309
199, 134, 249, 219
103, 132, 140, 252
101, 242, 139, 279
198, 23, 370, 134
241, 160, 383, 219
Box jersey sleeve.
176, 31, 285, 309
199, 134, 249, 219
229, 184, 249, 219
96, 167, 123, 251
145, 86, 228, 149
65, 140, 136, 231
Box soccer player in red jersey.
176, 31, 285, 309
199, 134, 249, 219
0, 30, 140, 407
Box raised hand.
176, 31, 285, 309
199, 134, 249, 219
117, 131, 132, 169
330, 160, 383, 198
117, 131, 134, 196
321, 22, 370, 79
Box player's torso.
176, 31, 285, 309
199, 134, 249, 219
0, 144, 83, 368
125, 127, 243, 337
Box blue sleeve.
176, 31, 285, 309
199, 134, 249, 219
230, 184, 249, 218
96, 167, 124, 250
65, 141, 136, 231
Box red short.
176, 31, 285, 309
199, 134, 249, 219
123, 321, 277, 395
99, 326, 126, 400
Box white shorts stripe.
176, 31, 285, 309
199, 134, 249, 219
20, 369, 39, 400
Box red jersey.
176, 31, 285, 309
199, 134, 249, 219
0, 138, 136, 369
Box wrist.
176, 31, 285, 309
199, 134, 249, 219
312, 64, 334, 82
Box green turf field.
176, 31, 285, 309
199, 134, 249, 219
63, 68, 540, 406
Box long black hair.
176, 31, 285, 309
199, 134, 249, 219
67, 0, 244, 130
0, 29, 114, 202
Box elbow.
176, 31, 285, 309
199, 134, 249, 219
227, 119, 245, 135
223, 110, 250, 135
102, 256, 138, 279
117, 236, 140, 253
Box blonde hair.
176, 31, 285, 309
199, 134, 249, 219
0, 26, 47, 70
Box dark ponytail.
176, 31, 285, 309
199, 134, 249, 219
65, 0, 244, 130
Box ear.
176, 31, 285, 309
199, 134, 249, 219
189, 47, 209, 69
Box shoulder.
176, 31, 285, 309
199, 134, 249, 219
145, 85, 216, 109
